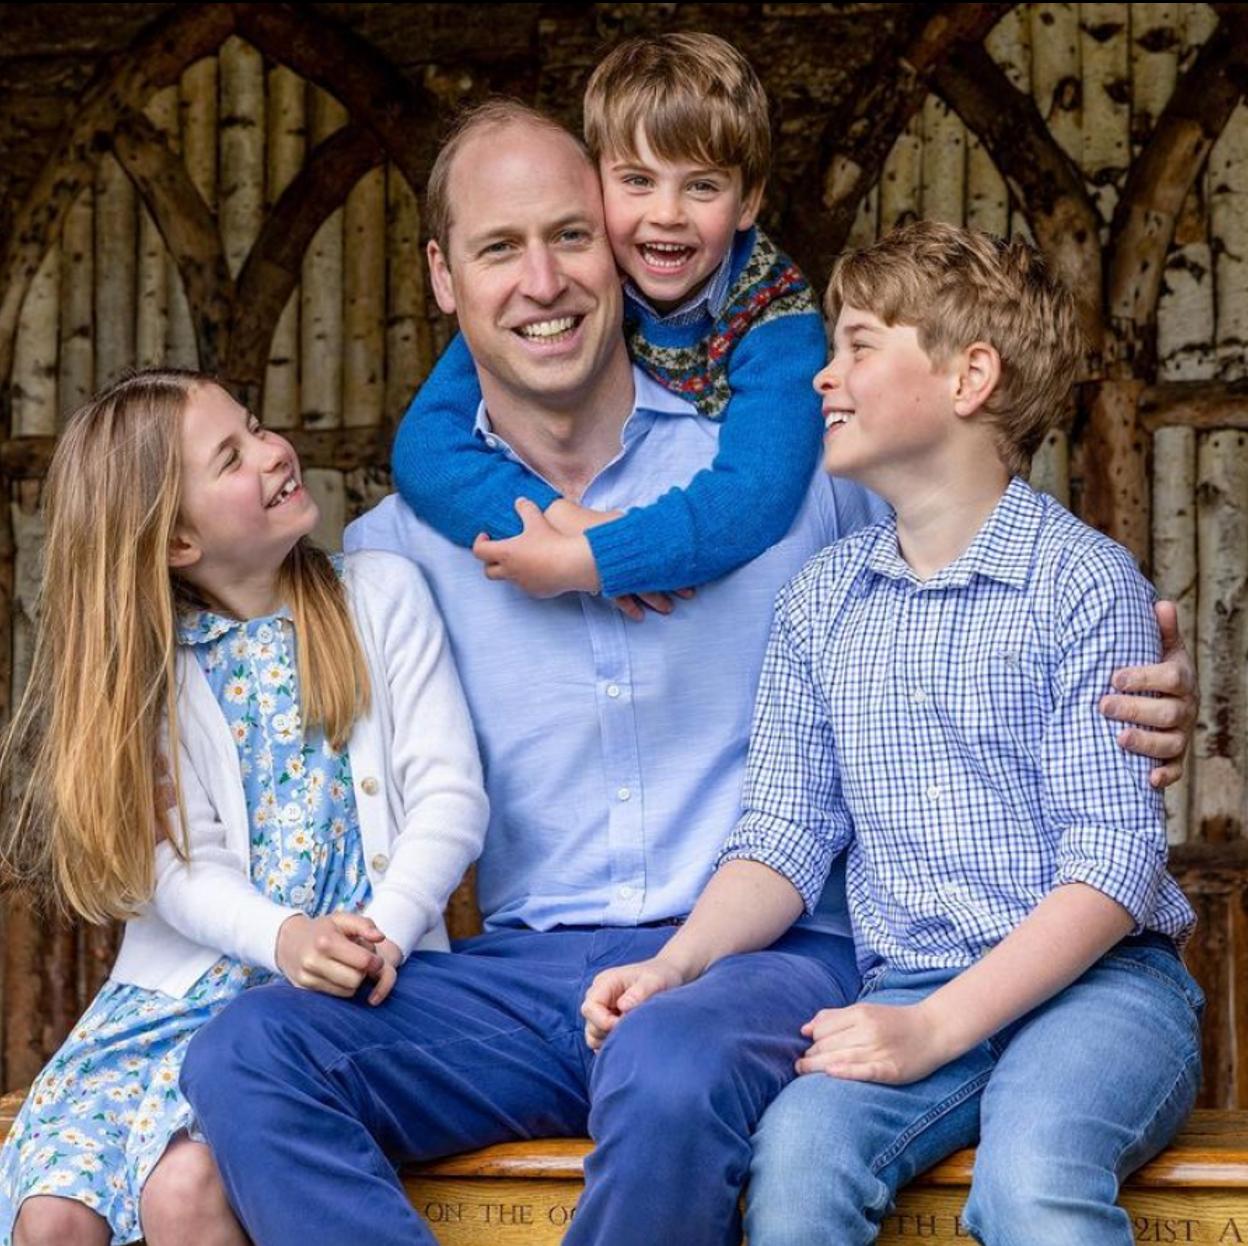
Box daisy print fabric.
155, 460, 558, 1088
0, 571, 371, 1245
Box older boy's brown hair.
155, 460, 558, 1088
826, 220, 1085, 475
583, 33, 770, 196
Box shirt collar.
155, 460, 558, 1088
472, 365, 698, 462
864, 476, 1042, 590
177, 601, 294, 646
623, 242, 736, 327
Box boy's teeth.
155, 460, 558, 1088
519, 317, 576, 339
824, 412, 851, 428
642, 243, 693, 269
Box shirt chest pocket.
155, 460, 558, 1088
959, 644, 1051, 770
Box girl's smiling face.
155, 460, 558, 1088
171, 382, 318, 613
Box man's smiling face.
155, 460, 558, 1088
427, 121, 624, 415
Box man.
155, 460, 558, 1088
182, 104, 1194, 1246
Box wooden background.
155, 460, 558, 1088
0, 2, 1244, 1108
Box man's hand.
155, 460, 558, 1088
1100, 601, 1198, 789
276, 912, 386, 997
473, 499, 599, 596
580, 957, 686, 1050
796, 1000, 954, 1085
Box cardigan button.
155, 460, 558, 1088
371, 853, 390, 874
360, 777, 381, 796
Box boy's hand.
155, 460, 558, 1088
545, 498, 622, 536
276, 912, 385, 997
610, 587, 696, 622
1100, 600, 1197, 789
473, 499, 600, 596
796, 1000, 955, 1085
581, 957, 686, 1050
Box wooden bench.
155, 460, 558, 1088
3, 1090, 1247, 1243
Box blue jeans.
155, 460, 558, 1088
181, 924, 859, 1246
746, 936, 1204, 1246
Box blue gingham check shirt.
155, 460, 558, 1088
719, 477, 1196, 978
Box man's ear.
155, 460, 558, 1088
737, 182, 764, 233
427, 239, 457, 316
952, 342, 1001, 419
168, 529, 201, 571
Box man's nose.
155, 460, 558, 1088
519, 245, 566, 304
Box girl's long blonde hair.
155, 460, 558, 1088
0, 369, 369, 922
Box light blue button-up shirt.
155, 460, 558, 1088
346, 368, 880, 932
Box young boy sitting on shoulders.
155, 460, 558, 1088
582, 220, 1203, 1245
393, 34, 839, 608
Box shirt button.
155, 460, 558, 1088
606, 684, 622, 699
911, 688, 927, 705
617, 787, 632, 802
926, 784, 941, 801
281, 802, 302, 825
485, 435, 499, 449
617, 884, 634, 900
360, 777, 380, 796
257, 625, 273, 643
370, 853, 390, 874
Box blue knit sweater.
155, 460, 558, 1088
389, 227, 827, 597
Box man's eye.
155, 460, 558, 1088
559, 229, 590, 244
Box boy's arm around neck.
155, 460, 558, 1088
391, 332, 560, 545
586, 304, 828, 596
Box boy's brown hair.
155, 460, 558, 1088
583, 33, 770, 196
825, 220, 1085, 475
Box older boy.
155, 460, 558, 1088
583, 222, 1202, 1245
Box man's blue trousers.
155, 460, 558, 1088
181, 924, 859, 1245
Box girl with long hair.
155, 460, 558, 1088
0, 369, 488, 1246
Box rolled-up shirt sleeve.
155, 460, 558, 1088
1045, 544, 1168, 928
717, 580, 854, 913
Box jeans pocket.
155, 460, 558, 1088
1109, 943, 1205, 1023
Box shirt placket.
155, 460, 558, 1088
581, 597, 646, 923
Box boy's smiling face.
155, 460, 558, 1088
600, 128, 762, 313
817, 305, 961, 489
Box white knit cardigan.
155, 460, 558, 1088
109, 551, 489, 997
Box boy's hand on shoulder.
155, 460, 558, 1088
1100, 600, 1198, 789
796, 999, 957, 1085
473, 498, 600, 596
276, 911, 386, 998
581, 957, 686, 1051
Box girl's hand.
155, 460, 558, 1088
276, 912, 385, 997
367, 937, 403, 1006
796, 1000, 955, 1085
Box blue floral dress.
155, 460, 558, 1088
0, 595, 372, 1245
